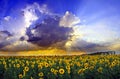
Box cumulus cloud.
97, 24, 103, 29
22, 2, 50, 28
26, 15, 73, 49
0, 2, 50, 51
0, 3, 74, 52
59, 11, 84, 50
59, 11, 80, 27
19, 2, 50, 38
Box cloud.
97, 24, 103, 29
1, 41, 40, 52
69, 38, 120, 53
4, 16, 11, 21
0, 2, 119, 54
107, 40, 120, 51
22, 2, 50, 28
0, 2, 51, 51
59, 11, 84, 51
58, 11, 120, 53
68, 39, 113, 53
17, 2, 50, 39
0, 30, 13, 49
59, 11, 80, 28
26, 15, 73, 49
0, 30, 12, 41
0, 4, 75, 52
21, 3, 74, 50
22, 4, 38, 28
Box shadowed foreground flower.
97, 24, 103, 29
97, 67, 103, 73
19, 74, 23, 78
16, 64, 20, 68
30, 77, 33, 79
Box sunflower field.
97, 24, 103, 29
0, 55, 120, 79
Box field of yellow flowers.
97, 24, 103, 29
0, 55, 120, 79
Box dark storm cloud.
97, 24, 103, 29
19, 36, 26, 41
26, 16, 73, 48
0, 30, 13, 40
71, 40, 108, 53
0, 30, 12, 37
0, 41, 11, 49
0, 30, 13, 49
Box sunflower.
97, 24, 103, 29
50, 68, 54, 72
38, 72, 44, 77
18, 74, 23, 78
84, 63, 89, 67
39, 63, 43, 66
111, 61, 116, 67
24, 66, 29, 72
30, 77, 33, 79
97, 67, 103, 73
44, 63, 49, 67
3, 61, 6, 65
53, 70, 58, 75
77, 62, 81, 67
59, 68, 65, 74
89, 66, 94, 70
31, 64, 34, 68
22, 63, 25, 67
85, 66, 88, 69
66, 65, 70, 70
38, 64, 43, 69
16, 64, 20, 68
78, 69, 84, 74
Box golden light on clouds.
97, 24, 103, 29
0, 48, 85, 56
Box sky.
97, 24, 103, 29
0, 0, 120, 54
